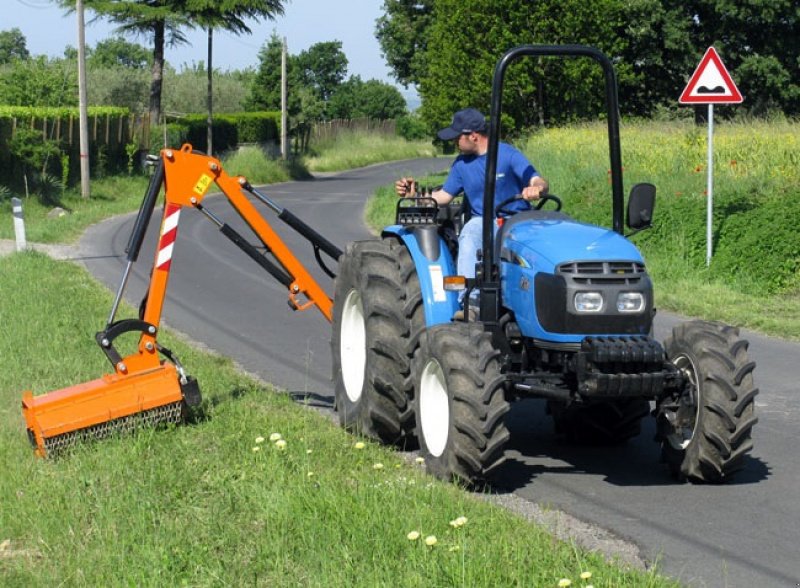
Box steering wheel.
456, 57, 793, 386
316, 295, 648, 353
494, 193, 563, 217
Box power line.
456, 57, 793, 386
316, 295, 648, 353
15, 0, 53, 9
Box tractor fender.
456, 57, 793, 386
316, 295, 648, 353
383, 225, 459, 327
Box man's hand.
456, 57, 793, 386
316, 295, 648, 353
395, 177, 416, 198
521, 176, 549, 201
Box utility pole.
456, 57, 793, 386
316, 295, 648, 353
77, 0, 91, 198
207, 28, 213, 156
280, 37, 288, 160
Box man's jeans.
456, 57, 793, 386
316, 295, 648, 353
457, 216, 499, 305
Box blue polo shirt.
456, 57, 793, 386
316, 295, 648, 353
442, 142, 539, 216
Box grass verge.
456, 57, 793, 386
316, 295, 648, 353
304, 130, 438, 172
0, 252, 675, 587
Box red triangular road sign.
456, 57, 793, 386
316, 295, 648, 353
679, 47, 743, 104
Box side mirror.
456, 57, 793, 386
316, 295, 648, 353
627, 182, 656, 231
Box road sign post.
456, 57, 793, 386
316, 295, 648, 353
679, 47, 743, 266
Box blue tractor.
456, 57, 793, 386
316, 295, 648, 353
331, 45, 758, 485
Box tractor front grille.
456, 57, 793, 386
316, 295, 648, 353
558, 261, 646, 285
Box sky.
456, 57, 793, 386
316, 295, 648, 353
4, 0, 412, 97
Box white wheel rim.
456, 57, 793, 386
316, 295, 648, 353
669, 354, 701, 450
340, 289, 366, 402
419, 358, 450, 457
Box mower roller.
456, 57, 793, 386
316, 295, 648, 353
22, 144, 341, 457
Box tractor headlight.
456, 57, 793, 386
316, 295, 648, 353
617, 292, 645, 313
574, 292, 603, 313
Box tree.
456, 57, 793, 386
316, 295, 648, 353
245, 33, 292, 112
0, 56, 77, 107
184, 0, 285, 153
0, 28, 30, 65
683, 0, 800, 116
60, 0, 194, 124
89, 37, 151, 69
419, 0, 630, 132
375, 0, 434, 88
294, 41, 348, 103
328, 76, 407, 120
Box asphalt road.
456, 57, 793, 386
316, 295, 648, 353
78, 158, 799, 587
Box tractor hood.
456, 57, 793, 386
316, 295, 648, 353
501, 217, 644, 270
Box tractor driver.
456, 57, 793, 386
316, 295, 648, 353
395, 107, 549, 310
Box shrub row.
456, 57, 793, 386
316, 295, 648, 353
0, 108, 282, 193
158, 111, 281, 155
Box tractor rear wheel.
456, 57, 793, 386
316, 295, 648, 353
331, 238, 423, 446
413, 322, 510, 486
657, 320, 758, 483
549, 398, 650, 445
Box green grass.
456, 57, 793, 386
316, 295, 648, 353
305, 130, 438, 172
0, 252, 674, 587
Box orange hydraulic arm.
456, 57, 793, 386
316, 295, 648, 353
22, 144, 341, 457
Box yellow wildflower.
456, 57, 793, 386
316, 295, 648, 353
449, 516, 468, 528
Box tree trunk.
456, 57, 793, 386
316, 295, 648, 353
149, 21, 165, 127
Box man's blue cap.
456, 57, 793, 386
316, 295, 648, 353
437, 108, 488, 140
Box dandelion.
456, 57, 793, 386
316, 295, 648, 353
449, 516, 468, 528
557, 579, 572, 588
407, 531, 420, 541
269, 433, 282, 442
372, 463, 384, 470
415, 457, 425, 465
274, 439, 287, 450
251, 446, 261, 452
580, 571, 592, 580
424, 535, 438, 546
306, 449, 313, 454
354, 441, 366, 450
255, 436, 265, 444
307, 471, 315, 478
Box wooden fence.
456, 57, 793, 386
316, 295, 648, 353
311, 118, 396, 142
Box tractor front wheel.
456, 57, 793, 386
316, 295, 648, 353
413, 323, 510, 486
657, 320, 758, 483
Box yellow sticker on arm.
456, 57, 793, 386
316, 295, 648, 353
193, 174, 213, 196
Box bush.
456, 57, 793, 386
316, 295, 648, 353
152, 111, 281, 155
396, 112, 429, 141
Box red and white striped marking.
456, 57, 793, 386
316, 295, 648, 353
155, 204, 181, 271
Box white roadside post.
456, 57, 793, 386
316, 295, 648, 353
678, 47, 743, 266
11, 197, 27, 252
